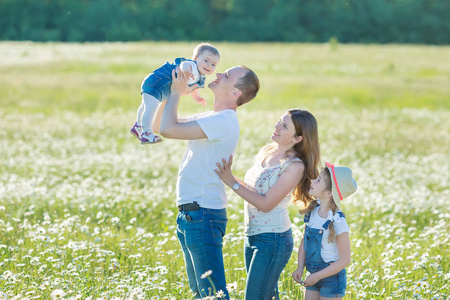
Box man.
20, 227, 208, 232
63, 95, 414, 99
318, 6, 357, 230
159, 65, 259, 299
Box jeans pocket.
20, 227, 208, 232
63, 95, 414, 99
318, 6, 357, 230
181, 220, 204, 246
337, 268, 347, 288
255, 233, 276, 245
185, 211, 203, 223
286, 239, 294, 256
141, 75, 166, 99
209, 219, 227, 245
143, 74, 162, 87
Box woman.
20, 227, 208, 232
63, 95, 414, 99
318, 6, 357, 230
215, 109, 321, 300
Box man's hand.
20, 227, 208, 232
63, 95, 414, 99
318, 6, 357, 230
171, 67, 190, 97
186, 71, 195, 81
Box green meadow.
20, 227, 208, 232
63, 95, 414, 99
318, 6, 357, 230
0, 42, 449, 299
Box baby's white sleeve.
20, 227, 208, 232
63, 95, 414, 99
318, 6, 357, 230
179, 61, 200, 85
180, 61, 193, 73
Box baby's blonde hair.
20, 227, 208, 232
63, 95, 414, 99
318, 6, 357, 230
193, 42, 220, 59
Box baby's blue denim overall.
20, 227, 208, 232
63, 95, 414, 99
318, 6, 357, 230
303, 208, 347, 298
140, 57, 206, 102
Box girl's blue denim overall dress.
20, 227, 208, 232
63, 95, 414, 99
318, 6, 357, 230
303, 206, 347, 298
140, 57, 205, 102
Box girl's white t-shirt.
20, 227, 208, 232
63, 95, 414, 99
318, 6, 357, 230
305, 205, 350, 262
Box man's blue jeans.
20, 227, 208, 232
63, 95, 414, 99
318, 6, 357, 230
244, 229, 294, 300
177, 207, 229, 299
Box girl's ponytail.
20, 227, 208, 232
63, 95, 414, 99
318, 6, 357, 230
327, 202, 338, 243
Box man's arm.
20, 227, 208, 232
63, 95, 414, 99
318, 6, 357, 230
159, 68, 207, 140
153, 100, 190, 134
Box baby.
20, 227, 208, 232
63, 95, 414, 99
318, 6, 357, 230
130, 43, 220, 144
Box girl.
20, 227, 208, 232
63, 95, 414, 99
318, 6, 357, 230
292, 162, 357, 299
215, 109, 321, 300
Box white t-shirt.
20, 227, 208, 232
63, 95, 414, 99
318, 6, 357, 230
243, 151, 301, 236
176, 109, 240, 209
306, 205, 350, 262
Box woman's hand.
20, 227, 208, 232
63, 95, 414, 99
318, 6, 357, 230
215, 155, 236, 187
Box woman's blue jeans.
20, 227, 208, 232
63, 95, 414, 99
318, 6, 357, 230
177, 207, 229, 299
244, 228, 294, 300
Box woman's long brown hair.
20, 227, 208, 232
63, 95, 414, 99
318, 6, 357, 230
287, 109, 321, 212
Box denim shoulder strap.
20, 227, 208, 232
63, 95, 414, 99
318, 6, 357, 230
322, 220, 331, 230
197, 74, 206, 88
304, 211, 311, 224
337, 211, 346, 218
322, 211, 346, 230
174, 57, 188, 65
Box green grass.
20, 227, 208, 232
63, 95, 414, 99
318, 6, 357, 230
0, 42, 449, 299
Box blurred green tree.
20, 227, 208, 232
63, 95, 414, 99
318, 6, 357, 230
0, 0, 448, 44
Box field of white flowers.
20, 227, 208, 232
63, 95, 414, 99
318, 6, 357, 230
0, 42, 449, 299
